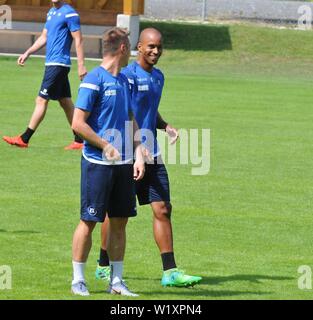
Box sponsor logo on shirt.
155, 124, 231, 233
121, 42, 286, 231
138, 85, 149, 92
40, 89, 48, 96
103, 82, 116, 87
105, 90, 117, 96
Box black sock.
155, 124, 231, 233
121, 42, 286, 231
161, 252, 177, 271
73, 131, 83, 143
99, 248, 110, 267
21, 128, 35, 144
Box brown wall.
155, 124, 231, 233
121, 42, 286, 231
1, 0, 144, 25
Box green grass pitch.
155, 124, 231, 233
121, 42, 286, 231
1, 21, 313, 300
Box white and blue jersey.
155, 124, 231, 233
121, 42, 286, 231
44, 3, 80, 67
76, 66, 133, 164
121, 61, 165, 157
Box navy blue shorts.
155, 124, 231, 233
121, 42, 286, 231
80, 157, 137, 223
136, 156, 171, 206
38, 66, 71, 100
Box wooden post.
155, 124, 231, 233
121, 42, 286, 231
123, 0, 144, 16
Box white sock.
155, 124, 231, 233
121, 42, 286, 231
72, 261, 86, 285
110, 261, 124, 285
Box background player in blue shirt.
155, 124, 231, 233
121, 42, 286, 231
3, 0, 87, 150
96, 28, 202, 287
71, 27, 145, 297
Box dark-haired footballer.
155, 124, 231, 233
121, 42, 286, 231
96, 28, 202, 288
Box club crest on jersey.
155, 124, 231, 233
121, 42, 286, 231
88, 207, 98, 216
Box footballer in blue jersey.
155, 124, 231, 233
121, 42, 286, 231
97, 28, 202, 288
76, 67, 134, 164
71, 27, 145, 297
3, 0, 87, 150
45, 2, 81, 67
121, 61, 164, 158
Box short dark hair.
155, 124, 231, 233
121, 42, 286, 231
102, 27, 130, 56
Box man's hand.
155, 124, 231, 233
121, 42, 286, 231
133, 146, 146, 181
78, 65, 88, 81
17, 52, 29, 67
141, 145, 153, 163
166, 124, 179, 145
103, 143, 121, 161
133, 159, 145, 181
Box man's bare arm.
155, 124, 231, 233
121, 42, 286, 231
71, 30, 87, 80
156, 111, 179, 144
17, 29, 48, 66
72, 108, 120, 160
156, 112, 168, 130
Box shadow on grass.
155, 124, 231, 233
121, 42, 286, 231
140, 21, 232, 51
95, 273, 292, 298
0, 229, 40, 234
144, 290, 271, 298
89, 288, 271, 298
202, 274, 294, 285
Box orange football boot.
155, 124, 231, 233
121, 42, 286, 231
3, 136, 28, 148
64, 141, 83, 150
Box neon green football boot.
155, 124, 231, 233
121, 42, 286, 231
95, 261, 110, 281
161, 268, 202, 287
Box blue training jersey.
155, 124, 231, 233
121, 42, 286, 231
121, 61, 165, 157
75, 66, 133, 165
44, 3, 81, 67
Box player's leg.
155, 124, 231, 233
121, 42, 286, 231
147, 160, 202, 287
3, 65, 72, 148
58, 97, 74, 127
71, 157, 111, 296
71, 219, 96, 296
107, 165, 138, 297
151, 200, 175, 262
107, 217, 128, 283
3, 66, 61, 147
107, 217, 138, 296
95, 216, 110, 281
2, 82, 50, 148
151, 200, 200, 287
28, 96, 49, 132
140, 160, 176, 269
58, 97, 84, 150
56, 67, 83, 149
3, 95, 49, 148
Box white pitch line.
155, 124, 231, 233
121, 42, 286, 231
0, 51, 138, 60
0, 53, 103, 62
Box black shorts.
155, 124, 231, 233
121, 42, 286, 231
80, 157, 137, 223
38, 66, 71, 100
136, 156, 171, 206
